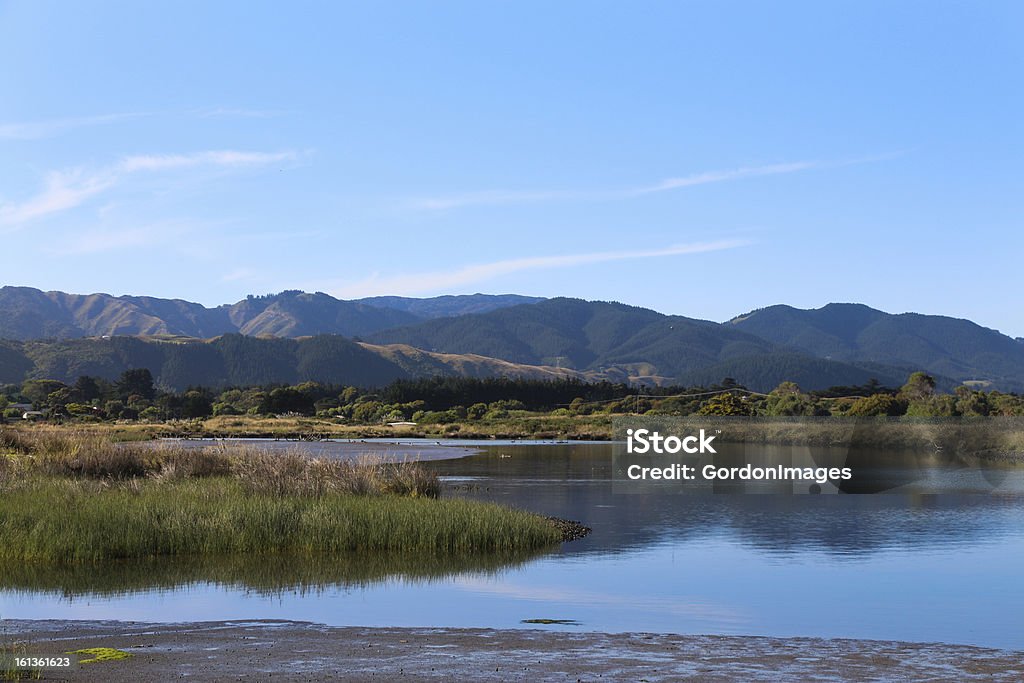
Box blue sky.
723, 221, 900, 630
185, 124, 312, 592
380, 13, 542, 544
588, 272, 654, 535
1, 1, 1021, 334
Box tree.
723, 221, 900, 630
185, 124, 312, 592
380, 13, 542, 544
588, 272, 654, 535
989, 392, 1024, 416
954, 386, 989, 417
899, 372, 947, 416
846, 394, 906, 417
72, 375, 103, 403
118, 369, 156, 401
762, 382, 814, 416
697, 392, 753, 416
260, 387, 314, 415
182, 390, 213, 418
352, 400, 384, 423
900, 372, 936, 403
104, 400, 127, 419
46, 387, 74, 410
212, 402, 242, 417
21, 379, 67, 407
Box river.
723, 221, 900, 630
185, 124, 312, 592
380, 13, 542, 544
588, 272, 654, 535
3, 439, 1023, 649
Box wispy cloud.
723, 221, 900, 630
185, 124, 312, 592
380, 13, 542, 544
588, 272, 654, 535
0, 149, 299, 228
327, 239, 750, 298
0, 113, 148, 140
2, 170, 116, 225
116, 150, 297, 173
414, 156, 891, 210
628, 161, 820, 195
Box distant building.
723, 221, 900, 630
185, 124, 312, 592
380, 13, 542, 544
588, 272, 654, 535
22, 411, 46, 420
387, 421, 417, 427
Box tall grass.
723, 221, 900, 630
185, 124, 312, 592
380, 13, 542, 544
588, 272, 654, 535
0, 479, 560, 563
0, 427, 561, 564
0, 427, 440, 497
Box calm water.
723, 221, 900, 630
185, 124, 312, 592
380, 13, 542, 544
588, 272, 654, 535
4, 441, 1024, 649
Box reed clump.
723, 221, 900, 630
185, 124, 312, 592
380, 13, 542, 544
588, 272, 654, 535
0, 478, 560, 563
0, 427, 559, 564
0, 427, 440, 497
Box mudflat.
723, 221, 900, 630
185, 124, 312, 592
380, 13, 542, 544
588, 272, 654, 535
5, 619, 1023, 682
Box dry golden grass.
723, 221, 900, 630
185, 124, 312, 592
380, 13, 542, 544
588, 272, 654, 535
0, 427, 440, 497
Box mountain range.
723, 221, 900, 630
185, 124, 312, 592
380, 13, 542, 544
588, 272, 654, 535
1, 286, 1022, 393
0, 287, 539, 340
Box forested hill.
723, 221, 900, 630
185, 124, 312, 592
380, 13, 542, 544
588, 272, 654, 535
366, 298, 956, 391
728, 303, 1024, 390
0, 335, 596, 391
3, 288, 1024, 392
0, 287, 542, 341
356, 294, 544, 318
369, 297, 770, 371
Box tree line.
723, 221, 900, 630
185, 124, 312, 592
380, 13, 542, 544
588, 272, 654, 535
3, 371, 1023, 424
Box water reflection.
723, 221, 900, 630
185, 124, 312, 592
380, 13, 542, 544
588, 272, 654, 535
1, 550, 548, 599
3, 441, 1023, 649
435, 444, 1024, 557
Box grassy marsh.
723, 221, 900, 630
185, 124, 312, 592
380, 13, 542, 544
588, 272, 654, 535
0, 428, 563, 565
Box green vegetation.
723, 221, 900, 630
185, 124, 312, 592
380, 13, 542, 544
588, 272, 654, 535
370, 298, 773, 374
5, 292, 1024, 394
0, 429, 562, 565
729, 303, 1024, 392
69, 648, 131, 664
0, 481, 561, 561
0, 480, 560, 563
4, 371, 1024, 442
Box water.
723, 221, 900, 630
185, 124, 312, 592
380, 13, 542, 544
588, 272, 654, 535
4, 441, 1024, 649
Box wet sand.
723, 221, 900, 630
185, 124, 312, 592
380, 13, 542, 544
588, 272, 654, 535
5, 619, 1023, 682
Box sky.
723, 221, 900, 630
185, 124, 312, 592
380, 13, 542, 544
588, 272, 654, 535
1, 1, 1022, 335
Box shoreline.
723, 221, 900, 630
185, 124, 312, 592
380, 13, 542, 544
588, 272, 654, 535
13, 419, 1024, 460
4, 619, 1023, 682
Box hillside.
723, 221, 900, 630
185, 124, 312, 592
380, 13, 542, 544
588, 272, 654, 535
367, 297, 879, 388
728, 303, 1024, 390
356, 294, 544, 319
0, 335, 608, 391
357, 343, 591, 382
676, 353, 921, 393
224, 292, 418, 338
4, 288, 1024, 392
0, 287, 540, 341
366, 298, 942, 391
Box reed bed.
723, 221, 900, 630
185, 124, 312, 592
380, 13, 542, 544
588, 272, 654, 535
0, 427, 561, 564
0, 479, 560, 563
0, 427, 440, 497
